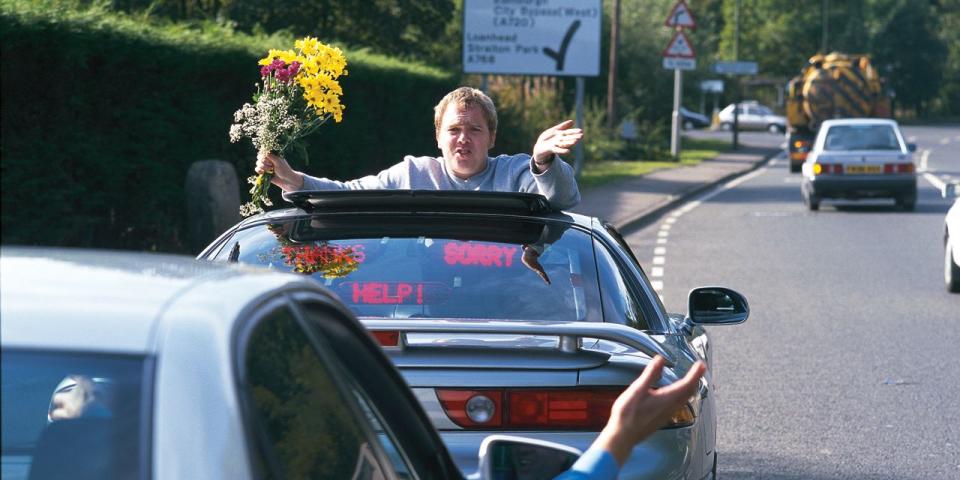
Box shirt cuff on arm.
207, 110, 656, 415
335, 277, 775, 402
552, 448, 620, 480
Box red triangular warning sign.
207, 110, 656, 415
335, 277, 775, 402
662, 31, 696, 58
664, 1, 697, 29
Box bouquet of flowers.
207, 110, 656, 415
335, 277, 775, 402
229, 37, 347, 216
263, 224, 361, 278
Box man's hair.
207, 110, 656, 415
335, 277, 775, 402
433, 87, 498, 137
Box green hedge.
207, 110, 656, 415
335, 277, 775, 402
1, 2, 455, 252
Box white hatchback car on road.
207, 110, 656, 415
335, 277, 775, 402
717, 101, 786, 133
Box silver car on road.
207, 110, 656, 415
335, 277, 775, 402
201, 190, 750, 480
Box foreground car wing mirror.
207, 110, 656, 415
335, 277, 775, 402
475, 435, 582, 480
907, 143, 917, 153
686, 287, 749, 326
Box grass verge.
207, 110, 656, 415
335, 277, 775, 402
578, 137, 731, 190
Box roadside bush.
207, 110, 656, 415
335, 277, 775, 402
0, 1, 454, 252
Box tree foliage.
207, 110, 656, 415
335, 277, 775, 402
716, 0, 952, 114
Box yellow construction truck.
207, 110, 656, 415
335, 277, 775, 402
785, 52, 891, 173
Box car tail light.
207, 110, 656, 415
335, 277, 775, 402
813, 164, 842, 175
437, 389, 503, 427
793, 140, 811, 152
371, 330, 401, 347
896, 163, 914, 173
669, 403, 696, 428
883, 164, 894, 174
437, 387, 695, 431
507, 389, 619, 430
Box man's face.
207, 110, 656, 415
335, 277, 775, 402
436, 103, 495, 179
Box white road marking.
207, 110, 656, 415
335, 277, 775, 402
940, 137, 951, 145
648, 160, 773, 301
919, 149, 930, 172
923, 172, 946, 191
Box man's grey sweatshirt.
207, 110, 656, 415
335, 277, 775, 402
299, 154, 581, 211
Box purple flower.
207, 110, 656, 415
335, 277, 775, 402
275, 68, 291, 83
260, 65, 271, 78
271, 59, 286, 70
288, 62, 301, 76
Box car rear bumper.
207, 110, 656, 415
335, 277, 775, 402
806, 175, 917, 199
440, 428, 704, 480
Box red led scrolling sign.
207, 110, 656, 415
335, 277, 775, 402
443, 241, 519, 268
338, 282, 452, 306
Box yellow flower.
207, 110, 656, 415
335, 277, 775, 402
258, 49, 298, 66
295, 37, 320, 56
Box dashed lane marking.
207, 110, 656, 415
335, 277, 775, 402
649, 161, 771, 299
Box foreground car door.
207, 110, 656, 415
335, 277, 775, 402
237, 295, 461, 479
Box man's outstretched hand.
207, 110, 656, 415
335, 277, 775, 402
592, 356, 707, 466
532, 120, 584, 169
256, 151, 305, 192
521, 245, 551, 285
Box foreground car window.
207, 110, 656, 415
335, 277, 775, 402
219, 217, 604, 322
824, 124, 900, 151
244, 307, 397, 478
1, 351, 146, 480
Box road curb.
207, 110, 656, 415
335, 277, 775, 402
613, 148, 782, 233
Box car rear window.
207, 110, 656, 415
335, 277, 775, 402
217, 216, 605, 323
824, 124, 901, 151
1, 351, 147, 480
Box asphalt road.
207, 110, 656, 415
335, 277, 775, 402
630, 125, 960, 479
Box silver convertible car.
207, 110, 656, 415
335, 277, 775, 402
200, 190, 749, 480
1, 248, 582, 479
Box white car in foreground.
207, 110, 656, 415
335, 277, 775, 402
944, 183, 960, 293
0, 248, 578, 479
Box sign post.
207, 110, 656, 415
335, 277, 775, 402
463, 0, 602, 177
711, 61, 758, 149
663, 1, 697, 159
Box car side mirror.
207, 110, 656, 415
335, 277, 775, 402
907, 143, 917, 153
477, 435, 582, 480
687, 287, 749, 325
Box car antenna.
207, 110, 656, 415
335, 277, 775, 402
227, 242, 240, 263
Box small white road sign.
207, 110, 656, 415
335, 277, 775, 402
712, 61, 758, 75
664, 1, 697, 29
663, 57, 696, 70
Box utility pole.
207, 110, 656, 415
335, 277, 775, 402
606, 0, 621, 131
821, 0, 829, 53
733, 0, 741, 150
